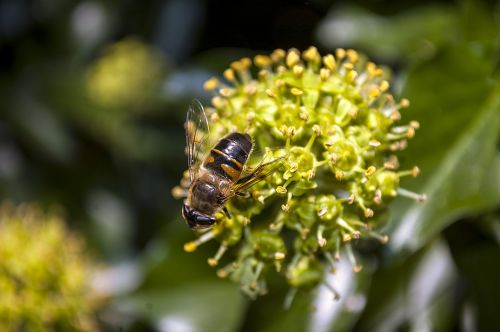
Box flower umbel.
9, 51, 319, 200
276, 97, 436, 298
175, 47, 424, 299
86, 38, 164, 110
0, 202, 103, 331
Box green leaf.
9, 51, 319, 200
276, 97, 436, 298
387, 43, 500, 255
355, 240, 457, 331
316, 5, 459, 62
118, 281, 246, 332
119, 221, 247, 331
446, 223, 500, 331
316, 1, 498, 64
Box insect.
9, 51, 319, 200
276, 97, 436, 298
181, 100, 282, 229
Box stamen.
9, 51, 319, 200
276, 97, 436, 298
219, 262, 240, 279
293, 65, 304, 77
337, 218, 360, 238
334, 236, 341, 260
367, 231, 389, 244
323, 54, 336, 71
317, 225, 327, 247
345, 243, 362, 272
324, 252, 337, 272
223, 68, 236, 82
283, 287, 298, 309
203, 77, 219, 91
323, 281, 341, 300
374, 189, 383, 204
397, 188, 427, 202
397, 166, 420, 178
365, 166, 376, 177
286, 50, 300, 67
183, 230, 218, 252
208, 242, 228, 266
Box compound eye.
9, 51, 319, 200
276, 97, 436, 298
196, 215, 216, 227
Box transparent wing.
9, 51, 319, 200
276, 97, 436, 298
231, 156, 285, 194
185, 99, 210, 181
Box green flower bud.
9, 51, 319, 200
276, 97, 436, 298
287, 255, 324, 289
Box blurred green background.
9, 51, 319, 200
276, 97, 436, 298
1, 0, 499, 331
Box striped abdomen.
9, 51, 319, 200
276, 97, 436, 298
203, 132, 252, 182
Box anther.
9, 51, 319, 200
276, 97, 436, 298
400, 98, 410, 108
412, 166, 420, 177
345, 243, 362, 272
346, 49, 359, 63
219, 88, 233, 97
365, 166, 376, 177
271, 49, 286, 62
276, 186, 287, 194
254, 55, 272, 68
323, 54, 336, 71
343, 62, 354, 70
266, 89, 277, 98
275, 252, 286, 260
317, 225, 327, 247
336, 48, 346, 60
286, 50, 300, 67
223, 69, 236, 82
374, 189, 382, 205
320, 68, 331, 81
303, 46, 320, 63
203, 77, 219, 91
364, 208, 374, 218
293, 65, 304, 77
410, 120, 420, 129
323, 281, 341, 300
379, 80, 390, 92
208, 242, 228, 267
184, 231, 216, 252
337, 218, 360, 238
346, 70, 358, 82
291, 87, 303, 96
171, 186, 187, 199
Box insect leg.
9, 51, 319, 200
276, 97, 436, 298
223, 206, 232, 219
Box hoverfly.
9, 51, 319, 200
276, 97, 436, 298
181, 100, 282, 229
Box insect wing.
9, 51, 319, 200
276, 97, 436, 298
185, 99, 211, 181
232, 156, 284, 194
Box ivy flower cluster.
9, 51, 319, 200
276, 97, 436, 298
175, 47, 424, 299
0, 202, 103, 331
86, 38, 163, 110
